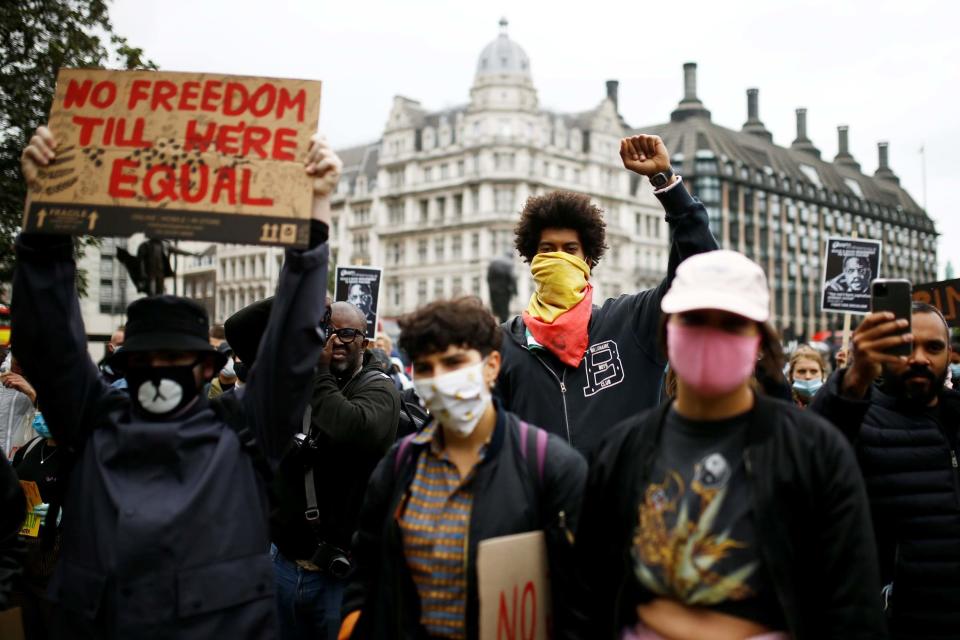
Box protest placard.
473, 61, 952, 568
23, 69, 321, 247
821, 237, 883, 314
913, 278, 960, 327
477, 531, 552, 640
334, 266, 383, 339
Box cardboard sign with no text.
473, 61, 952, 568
477, 531, 552, 640
913, 278, 960, 327
24, 69, 321, 247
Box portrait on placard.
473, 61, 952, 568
821, 237, 882, 314
334, 266, 382, 339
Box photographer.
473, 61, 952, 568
271, 301, 400, 640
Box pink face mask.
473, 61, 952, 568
667, 322, 761, 397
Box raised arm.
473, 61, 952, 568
11, 126, 111, 449
242, 134, 341, 462
618, 135, 718, 360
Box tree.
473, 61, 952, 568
0, 0, 155, 296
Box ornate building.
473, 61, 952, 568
640, 63, 937, 339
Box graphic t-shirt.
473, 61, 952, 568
632, 408, 785, 629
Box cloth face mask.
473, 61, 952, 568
526, 251, 591, 322
126, 362, 201, 419
414, 361, 490, 438
667, 323, 761, 397
32, 412, 51, 439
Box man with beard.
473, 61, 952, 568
811, 302, 960, 640
269, 301, 400, 640
824, 256, 872, 293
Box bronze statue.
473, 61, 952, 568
487, 253, 517, 323
117, 238, 198, 296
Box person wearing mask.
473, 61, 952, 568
97, 326, 126, 385
0, 455, 25, 610
497, 135, 718, 456
571, 250, 886, 640
0, 354, 37, 457
266, 300, 400, 640
13, 124, 339, 638
787, 346, 827, 408
11, 408, 63, 640
207, 341, 239, 399
811, 303, 960, 640
340, 297, 587, 640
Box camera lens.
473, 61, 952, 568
329, 554, 352, 579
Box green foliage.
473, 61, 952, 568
0, 0, 155, 297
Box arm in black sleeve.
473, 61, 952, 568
0, 456, 25, 609
633, 180, 719, 359
809, 368, 872, 443
311, 372, 400, 454
342, 445, 398, 625
541, 438, 588, 640
11, 234, 110, 450
243, 222, 329, 462
811, 423, 888, 638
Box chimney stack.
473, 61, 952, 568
834, 125, 860, 170
606, 79, 619, 110
874, 141, 899, 183
790, 107, 821, 158
670, 62, 711, 122
741, 88, 772, 141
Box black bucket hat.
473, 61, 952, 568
112, 295, 227, 368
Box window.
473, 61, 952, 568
440, 163, 449, 180
453, 193, 463, 219
417, 238, 428, 263
694, 176, 721, 204
452, 234, 463, 259
435, 197, 446, 222
433, 278, 444, 299
494, 186, 515, 212
388, 201, 405, 225
471, 187, 480, 214
388, 241, 404, 265
417, 279, 427, 305
419, 199, 429, 223
471, 232, 480, 258
844, 178, 864, 198
494, 152, 515, 170
389, 168, 404, 188
452, 276, 463, 294
424, 166, 433, 182
434, 236, 445, 262
457, 160, 465, 177
353, 205, 370, 226
472, 276, 482, 296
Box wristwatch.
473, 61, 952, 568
649, 167, 674, 190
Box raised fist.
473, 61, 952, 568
620, 134, 671, 178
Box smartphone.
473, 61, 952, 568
870, 279, 912, 357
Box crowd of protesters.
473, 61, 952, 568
0, 121, 956, 640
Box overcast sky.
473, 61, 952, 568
110, 0, 959, 277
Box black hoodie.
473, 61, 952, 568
496, 180, 718, 455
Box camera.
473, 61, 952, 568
309, 541, 353, 579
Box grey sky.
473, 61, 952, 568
110, 0, 959, 278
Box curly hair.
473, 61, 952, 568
514, 191, 608, 266
398, 297, 502, 361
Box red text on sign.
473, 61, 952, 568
126, 79, 307, 122
497, 581, 537, 640
107, 159, 273, 207
183, 120, 297, 161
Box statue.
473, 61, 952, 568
117, 238, 198, 296
487, 253, 517, 323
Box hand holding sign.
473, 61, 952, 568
305, 132, 342, 227
20, 125, 58, 187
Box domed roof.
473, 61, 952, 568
475, 18, 531, 79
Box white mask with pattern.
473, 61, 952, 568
414, 361, 490, 438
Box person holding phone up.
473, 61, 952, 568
810, 302, 960, 640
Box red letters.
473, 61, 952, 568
63, 79, 116, 109
143, 165, 178, 202
240, 169, 272, 206
248, 83, 277, 118
151, 81, 178, 111
128, 79, 151, 109
277, 88, 306, 122
200, 81, 223, 112
177, 81, 200, 111
496, 582, 538, 640
211, 167, 237, 205
223, 83, 248, 117
64, 79, 93, 109
108, 158, 139, 198
272, 128, 297, 161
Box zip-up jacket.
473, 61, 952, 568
10, 227, 329, 640
342, 405, 587, 639
571, 395, 887, 640
496, 180, 718, 455
810, 370, 960, 640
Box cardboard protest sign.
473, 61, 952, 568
913, 278, 960, 327
821, 237, 882, 314
334, 266, 382, 339
24, 69, 321, 247
477, 531, 552, 640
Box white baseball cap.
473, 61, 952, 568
661, 250, 770, 322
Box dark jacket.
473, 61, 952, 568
342, 405, 587, 639
810, 370, 960, 640
10, 229, 329, 640
572, 395, 887, 640
0, 455, 25, 609
496, 180, 719, 456
272, 351, 401, 559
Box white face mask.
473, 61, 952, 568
414, 361, 490, 438
221, 358, 236, 378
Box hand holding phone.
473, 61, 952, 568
870, 279, 912, 357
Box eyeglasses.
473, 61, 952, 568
328, 328, 364, 344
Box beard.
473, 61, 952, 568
881, 363, 946, 408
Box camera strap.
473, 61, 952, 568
301, 404, 322, 523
